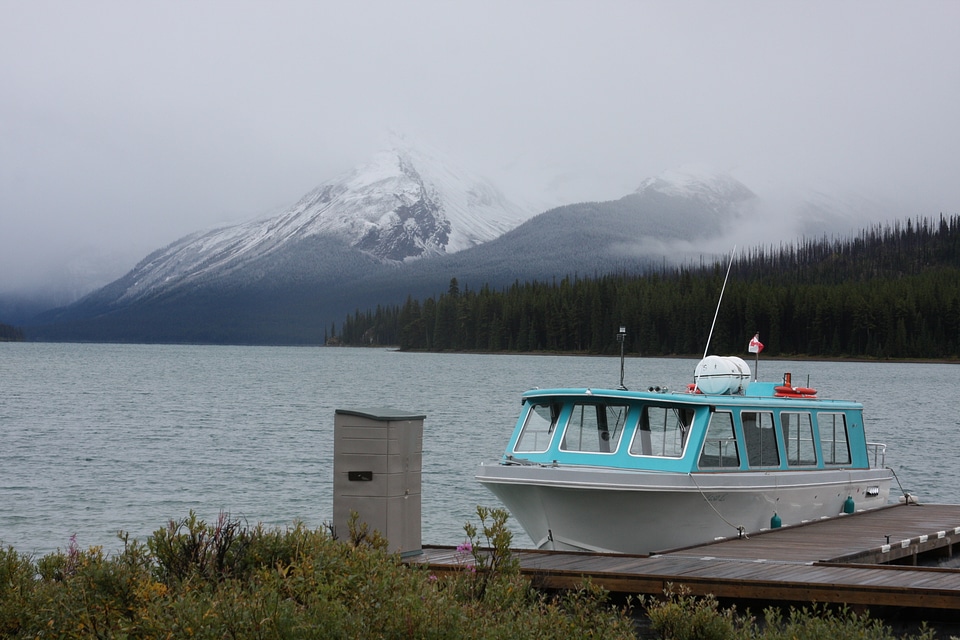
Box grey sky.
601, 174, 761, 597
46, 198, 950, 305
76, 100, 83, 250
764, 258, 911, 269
2, 1, 959, 294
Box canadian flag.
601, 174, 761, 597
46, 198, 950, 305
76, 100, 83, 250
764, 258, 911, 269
748, 334, 764, 353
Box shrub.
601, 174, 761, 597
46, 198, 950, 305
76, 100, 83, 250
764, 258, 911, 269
642, 586, 939, 640
0, 546, 36, 636
8, 508, 639, 638
643, 587, 749, 640
758, 604, 935, 640
148, 510, 252, 584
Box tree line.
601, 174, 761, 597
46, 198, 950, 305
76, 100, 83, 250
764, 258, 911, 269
0, 322, 24, 342
335, 215, 960, 359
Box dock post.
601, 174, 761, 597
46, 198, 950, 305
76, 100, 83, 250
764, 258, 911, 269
333, 407, 424, 557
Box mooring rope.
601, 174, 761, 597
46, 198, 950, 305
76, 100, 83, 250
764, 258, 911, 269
688, 472, 747, 539
888, 466, 914, 503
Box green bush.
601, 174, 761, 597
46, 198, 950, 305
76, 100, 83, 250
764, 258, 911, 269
0, 510, 637, 639
0, 545, 35, 635
642, 587, 940, 640
644, 588, 747, 640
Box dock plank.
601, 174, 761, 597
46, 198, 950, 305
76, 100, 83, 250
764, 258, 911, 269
663, 503, 960, 563
410, 503, 960, 610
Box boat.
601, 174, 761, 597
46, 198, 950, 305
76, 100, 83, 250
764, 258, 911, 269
476, 354, 896, 555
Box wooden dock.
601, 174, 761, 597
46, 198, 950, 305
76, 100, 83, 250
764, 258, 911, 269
410, 503, 960, 612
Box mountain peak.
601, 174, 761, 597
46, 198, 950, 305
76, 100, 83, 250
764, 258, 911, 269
288, 134, 531, 261
636, 164, 755, 205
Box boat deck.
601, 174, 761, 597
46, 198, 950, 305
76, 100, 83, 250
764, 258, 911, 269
410, 503, 960, 611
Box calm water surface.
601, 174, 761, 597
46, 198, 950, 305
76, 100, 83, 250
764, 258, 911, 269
1, 343, 957, 557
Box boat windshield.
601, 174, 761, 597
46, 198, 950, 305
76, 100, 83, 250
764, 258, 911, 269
513, 401, 561, 453
629, 404, 694, 458
560, 403, 628, 453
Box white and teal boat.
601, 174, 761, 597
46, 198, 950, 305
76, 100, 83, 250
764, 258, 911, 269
477, 355, 895, 555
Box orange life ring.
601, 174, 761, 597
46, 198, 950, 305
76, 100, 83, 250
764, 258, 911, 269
774, 385, 817, 397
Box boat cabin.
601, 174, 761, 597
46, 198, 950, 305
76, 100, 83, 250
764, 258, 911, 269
504, 384, 884, 474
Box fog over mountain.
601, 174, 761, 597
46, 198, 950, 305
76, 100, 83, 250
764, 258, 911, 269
23, 137, 878, 344
2, 2, 958, 317
5, 116, 917, 336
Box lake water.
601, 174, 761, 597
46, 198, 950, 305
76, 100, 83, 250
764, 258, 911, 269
1, 343, 957, 558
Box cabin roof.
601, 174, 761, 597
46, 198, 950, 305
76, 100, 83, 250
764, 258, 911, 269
520, 386, 863, 411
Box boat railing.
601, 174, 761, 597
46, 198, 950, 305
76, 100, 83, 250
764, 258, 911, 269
866, 442, 887, 467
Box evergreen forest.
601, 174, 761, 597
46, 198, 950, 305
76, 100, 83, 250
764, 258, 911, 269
0, 322, 24, 342
335, 215, 960, 360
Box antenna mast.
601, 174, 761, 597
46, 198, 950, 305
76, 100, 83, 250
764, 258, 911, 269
617, 325, 627, 390
703, 246, 737, 359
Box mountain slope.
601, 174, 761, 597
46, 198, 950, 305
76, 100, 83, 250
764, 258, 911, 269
385, 166, 757, 289
27, 164, 757, 344
97, 137, 531, 308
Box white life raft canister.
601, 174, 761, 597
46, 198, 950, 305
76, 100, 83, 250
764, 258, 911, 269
693, 355, 751, 395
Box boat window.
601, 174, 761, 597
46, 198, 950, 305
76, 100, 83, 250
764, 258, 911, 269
560, 403, 628, 453
782, 412, 817, 466
513, 402, 561, 453
629, 405, 693, 458
742, 411, 780, 468
818, 412, 851, 465
698, 411, 740, 469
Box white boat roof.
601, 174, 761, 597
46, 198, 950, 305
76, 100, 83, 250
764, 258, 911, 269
520, 385, 864, 411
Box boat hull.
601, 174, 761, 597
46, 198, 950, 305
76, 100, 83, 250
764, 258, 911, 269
477, 464, 894, 554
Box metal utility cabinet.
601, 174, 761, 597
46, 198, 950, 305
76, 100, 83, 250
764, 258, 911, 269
333, 407, 424, 556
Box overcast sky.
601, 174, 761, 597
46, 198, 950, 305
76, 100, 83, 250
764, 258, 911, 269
2, 1, 959, 295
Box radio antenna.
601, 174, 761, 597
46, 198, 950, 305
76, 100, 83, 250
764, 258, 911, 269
703, 246, 737, 359
617, 325, 627, 390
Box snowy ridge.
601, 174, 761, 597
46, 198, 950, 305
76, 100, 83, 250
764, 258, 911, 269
635, 164, 755, 209
289, 139, 529, 255
116, 137, 532, 303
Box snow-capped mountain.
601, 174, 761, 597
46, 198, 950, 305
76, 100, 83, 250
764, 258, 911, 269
635, 164, 756, 211
305, 138, 531, 256
115, 136, 532, 304
26, 157, 878, 345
